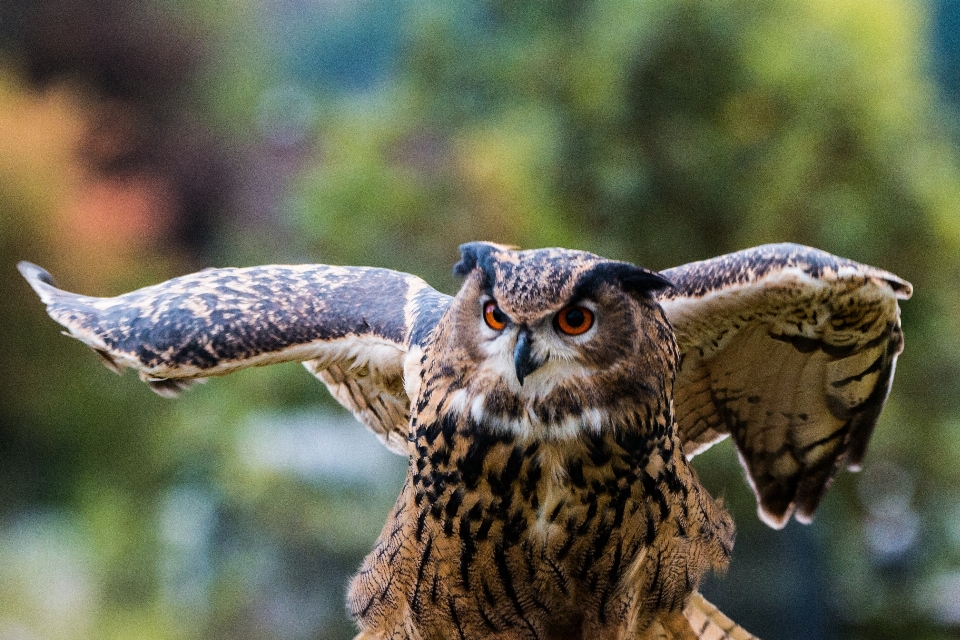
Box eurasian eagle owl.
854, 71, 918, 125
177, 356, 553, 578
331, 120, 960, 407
20, 242, 911, 640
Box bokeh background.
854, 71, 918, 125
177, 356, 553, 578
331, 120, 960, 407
2, 0, 959, 638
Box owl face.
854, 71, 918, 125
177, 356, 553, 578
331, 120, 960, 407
431, 242, 677, 440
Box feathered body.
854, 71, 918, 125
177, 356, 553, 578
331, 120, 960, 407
351, 246, 732, 639
18, 242, 912, 640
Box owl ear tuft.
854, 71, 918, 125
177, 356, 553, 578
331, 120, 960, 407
453, 242, 500, 278
617, 265, 675, 295
577, 262, 674, 298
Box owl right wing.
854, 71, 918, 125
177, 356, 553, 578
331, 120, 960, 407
657, 244, 911, 529
18, 261, 453, 455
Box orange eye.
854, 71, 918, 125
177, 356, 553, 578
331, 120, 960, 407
555, 305, 594, 336
483, 301, 509, 331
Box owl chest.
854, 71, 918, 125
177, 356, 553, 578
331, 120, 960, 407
416, 436, 658, 612
348, 417, 713, 639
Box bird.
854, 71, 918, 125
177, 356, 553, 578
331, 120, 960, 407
18, 242, 912, 640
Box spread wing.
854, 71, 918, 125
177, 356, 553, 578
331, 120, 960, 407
18, 261, 452, 454
657, 243, 912, 529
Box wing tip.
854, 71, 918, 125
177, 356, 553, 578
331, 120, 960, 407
18, 261, 60, 303
757, 504, 791, 530
866, 270, 912, 300
888, 277, 913, 300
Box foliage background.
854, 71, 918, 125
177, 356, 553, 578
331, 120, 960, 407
2, 0, 960, 638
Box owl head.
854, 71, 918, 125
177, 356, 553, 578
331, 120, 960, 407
429, 242, 677, 439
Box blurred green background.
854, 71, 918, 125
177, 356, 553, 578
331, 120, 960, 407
2, 0, 959, 638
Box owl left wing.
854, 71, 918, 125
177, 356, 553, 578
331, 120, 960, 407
656, 244, 912, 528
19, 261, 452, 454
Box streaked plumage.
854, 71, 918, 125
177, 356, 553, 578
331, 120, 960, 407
19, 242, 911, 639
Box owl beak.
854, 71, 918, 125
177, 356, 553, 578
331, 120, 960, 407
514, 329, 541, 385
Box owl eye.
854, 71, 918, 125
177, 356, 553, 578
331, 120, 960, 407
554, 305, 594, 336
483, 301, 509, 331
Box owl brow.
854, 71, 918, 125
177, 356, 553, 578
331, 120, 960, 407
478, 283, 498, 305
559, 292, 594, 307
570, 276, 605, 302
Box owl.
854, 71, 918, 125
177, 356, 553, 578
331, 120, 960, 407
19, 242, 911, 640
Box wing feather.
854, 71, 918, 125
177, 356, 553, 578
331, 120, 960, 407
18, 261, 452, 452
658, 243, 911, 528
683, 592, 759, 640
